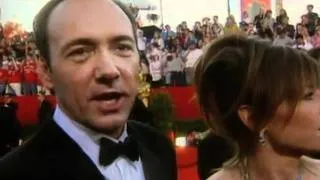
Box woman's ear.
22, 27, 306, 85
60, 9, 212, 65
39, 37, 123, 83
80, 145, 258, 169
238, 105, 254, 131
36, 59, 53, 90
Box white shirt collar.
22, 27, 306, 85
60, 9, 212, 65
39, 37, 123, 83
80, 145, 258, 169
53, 105, 128, 160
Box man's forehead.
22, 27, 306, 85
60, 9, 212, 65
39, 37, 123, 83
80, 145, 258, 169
48, 0, 133, 41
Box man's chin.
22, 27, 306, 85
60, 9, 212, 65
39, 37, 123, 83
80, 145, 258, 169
88, 115, 128, 136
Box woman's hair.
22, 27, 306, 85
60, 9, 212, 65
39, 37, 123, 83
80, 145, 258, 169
308, 48, 320, 61
194, 34, 320, 167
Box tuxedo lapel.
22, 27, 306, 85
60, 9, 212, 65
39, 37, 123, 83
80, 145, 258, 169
139, 144, 166, 180
127, 121, 173, 180
37, 120, 104, 180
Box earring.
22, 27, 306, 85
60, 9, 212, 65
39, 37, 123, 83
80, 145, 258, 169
258, 129, 267, 145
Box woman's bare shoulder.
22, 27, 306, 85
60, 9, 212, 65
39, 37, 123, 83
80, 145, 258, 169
207, 168, 241, 180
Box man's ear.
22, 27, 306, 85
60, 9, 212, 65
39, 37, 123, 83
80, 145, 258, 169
238, 105, 254, 131
36, 59, 53, 90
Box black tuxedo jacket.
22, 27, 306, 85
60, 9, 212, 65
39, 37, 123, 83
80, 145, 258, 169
0, 120, 177, 180
0, 103, 21, 151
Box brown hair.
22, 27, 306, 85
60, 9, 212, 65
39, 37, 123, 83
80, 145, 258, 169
194, 34, 320, 167
309, 48, 320, 61
33, 0, 137, 68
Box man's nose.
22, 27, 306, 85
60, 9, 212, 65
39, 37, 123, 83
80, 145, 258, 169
94, 51, 120, 82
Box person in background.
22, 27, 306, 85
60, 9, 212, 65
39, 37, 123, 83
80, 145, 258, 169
194, 34, 320, 179
162, 25, 175, 49
212, 16, 224, 37
306, 4, 319, 36
35, 57, 51, 95
0, 0, 177, 179
224, 15, 239, 35
183, 41, 203, 85
272, 27, 294, 47
241, 11, 251, 25
22, 54, 38, 95
276, 9, 288, 25
254, 8, 265, 31
311, 26, 320, 48
136, 29, 146, 53
147, 43, 166, 88
193, 21, 203, 42
293, 34, 313, 50
261, 10, 275, 33
6, 57, 22, 96
301, 14, 314, 37
0, 62, 8, 96
0, 93, 21, 157
165, 46, 185, 86
151, 31, 165, 50
37, 91, 54, 125
280, 16, 295, 39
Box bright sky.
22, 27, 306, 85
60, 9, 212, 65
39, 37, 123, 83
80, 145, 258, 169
1, 0, 320, 31
0, 0, 49, 31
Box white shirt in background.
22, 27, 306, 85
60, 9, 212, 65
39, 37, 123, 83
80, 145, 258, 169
147, 49, 165, 81
293, 41, 314, 50
185, 49, 203, 68
273, 36, 294, 47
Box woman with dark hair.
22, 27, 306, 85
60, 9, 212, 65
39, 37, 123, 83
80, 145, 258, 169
276, 9, 288, 25
194, 34, 320, 180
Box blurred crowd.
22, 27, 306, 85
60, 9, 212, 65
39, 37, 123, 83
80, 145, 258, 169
0, 23, 51, 97
138, 4, 320, 88
0, 4, 319, 94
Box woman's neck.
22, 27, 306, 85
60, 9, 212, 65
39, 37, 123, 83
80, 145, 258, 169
247, 145, 302, 180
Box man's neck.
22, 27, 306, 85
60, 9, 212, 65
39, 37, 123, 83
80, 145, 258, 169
57, 104, 126, 140
247, 145, 302, 180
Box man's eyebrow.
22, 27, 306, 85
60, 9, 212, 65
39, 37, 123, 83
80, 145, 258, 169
109, 35, 135, 44
60, 38, 96, 55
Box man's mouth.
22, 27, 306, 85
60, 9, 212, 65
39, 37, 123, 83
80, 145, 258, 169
91, 91, 127, 112
92, 92, 123, 101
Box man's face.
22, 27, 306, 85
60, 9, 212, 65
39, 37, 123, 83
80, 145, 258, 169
45, 0, 139, 134
213, 16, 218, 23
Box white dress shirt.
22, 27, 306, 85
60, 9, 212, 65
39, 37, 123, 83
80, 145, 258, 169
53, 105, 145, 180
185, 49, 203, 68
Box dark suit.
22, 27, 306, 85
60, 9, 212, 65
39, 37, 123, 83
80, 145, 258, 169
38, 100, 54, 124
0, 102, 21, 156
0, 119, 177, 180
129, 97, 155, 127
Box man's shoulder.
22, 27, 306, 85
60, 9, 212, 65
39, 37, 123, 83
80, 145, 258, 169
128, 121, 166, 139
128, 121, 173, 150
0, 140, 39, 178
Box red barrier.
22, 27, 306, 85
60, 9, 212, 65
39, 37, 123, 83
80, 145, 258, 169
8, 96, 57, 126
176, 147, 199, 180
2, 87, 202, 126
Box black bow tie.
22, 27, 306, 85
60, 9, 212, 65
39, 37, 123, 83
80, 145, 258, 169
99, 136, 140, 166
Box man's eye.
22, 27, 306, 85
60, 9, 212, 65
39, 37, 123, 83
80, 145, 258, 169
67, 48, 93, 61
115, 44, 134, 56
